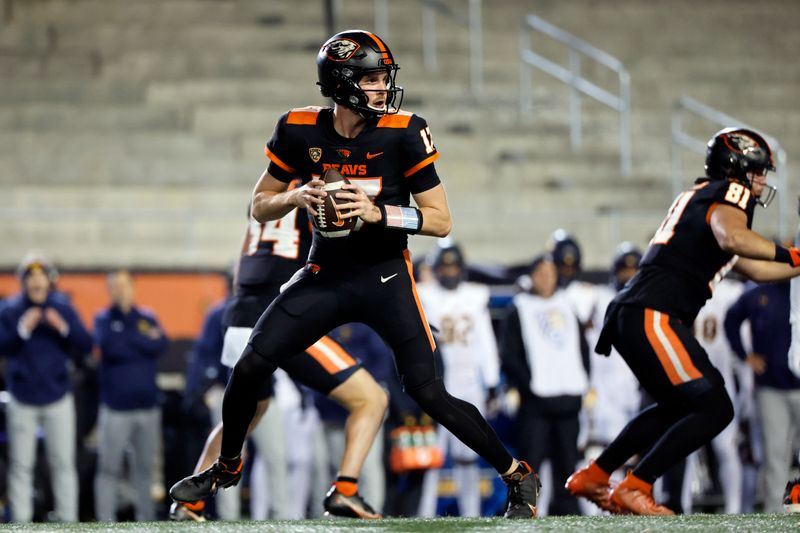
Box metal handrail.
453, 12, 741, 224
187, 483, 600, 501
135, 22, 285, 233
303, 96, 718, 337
671, 95, 789, 237
420, 0, 483, 97
519, 14, 631, 177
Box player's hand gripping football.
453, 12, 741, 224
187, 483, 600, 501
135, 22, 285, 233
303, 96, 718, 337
335, 183, 381, 224
292, 178, 326, 216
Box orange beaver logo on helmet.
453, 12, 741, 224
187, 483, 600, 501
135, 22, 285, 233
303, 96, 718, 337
326, 39, 360, 61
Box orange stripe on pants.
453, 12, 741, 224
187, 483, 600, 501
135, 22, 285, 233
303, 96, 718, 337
305, 344, 340, 374
643, 308, 702, 385
305, 335, 357, 374
315, 335, 357, 367
403, 250, 436, 352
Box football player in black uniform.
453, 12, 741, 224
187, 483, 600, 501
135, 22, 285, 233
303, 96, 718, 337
567, 128, 800, 515
170, 195, 388, 520
171, 29, 539, 519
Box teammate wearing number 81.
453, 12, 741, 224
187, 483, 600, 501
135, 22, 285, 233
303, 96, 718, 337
567, 127, 800, 515
174, 29, 540, 519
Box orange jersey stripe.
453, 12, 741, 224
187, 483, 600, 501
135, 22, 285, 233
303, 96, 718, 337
287, 109, 321, 125
377, 113, 412, 129
404, 152, 440, 178
403, 249, 436, 351
265, 148, 297, 174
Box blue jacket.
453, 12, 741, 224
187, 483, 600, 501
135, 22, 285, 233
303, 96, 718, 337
184, 299, 228, 399
94, 305, 168, 410
0, 291, 92, 405
724, 280, 800, 390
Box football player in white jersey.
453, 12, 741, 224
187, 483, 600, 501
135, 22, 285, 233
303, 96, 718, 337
417, 241, 500, 517
689, 275, 745, 514
546, 230, 600, 327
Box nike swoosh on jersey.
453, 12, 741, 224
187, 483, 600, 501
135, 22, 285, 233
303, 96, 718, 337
366, 152, 384, 160
380, 273, 398, 283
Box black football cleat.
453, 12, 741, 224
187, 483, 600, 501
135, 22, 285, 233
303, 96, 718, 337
502, 461, 541, 519
169, 457, 243, 503
169, 501, 206, 522
323, 485, 382, 519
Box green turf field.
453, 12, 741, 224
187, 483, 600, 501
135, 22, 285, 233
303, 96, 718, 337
3, 515, 800, 533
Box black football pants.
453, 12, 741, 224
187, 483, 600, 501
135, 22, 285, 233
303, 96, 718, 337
595, 305, 734, 484
220, 252, 514, 473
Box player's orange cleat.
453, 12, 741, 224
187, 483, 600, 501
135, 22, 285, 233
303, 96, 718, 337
783, 478, 800, 513
610, 471, 674, 516
565, 460, 618, 513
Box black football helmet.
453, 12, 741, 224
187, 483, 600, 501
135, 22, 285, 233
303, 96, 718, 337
546, 229, 582, 287
429, 240, 465, 290
611, 242, 641, 290
317, 29, 403, 120
705, 127, 777, 207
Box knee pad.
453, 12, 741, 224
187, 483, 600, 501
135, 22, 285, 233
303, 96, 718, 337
404, 378, 445, 410
695, 384, 734, 430
233, 345, 277, 380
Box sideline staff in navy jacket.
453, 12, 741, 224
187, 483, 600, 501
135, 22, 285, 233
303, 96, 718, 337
724, 280, 800, 512
0, 251, 91, 523
93, 269, 168, 522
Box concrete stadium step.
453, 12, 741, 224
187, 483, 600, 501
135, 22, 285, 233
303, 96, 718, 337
43, 23, 306, 56
2, 155, 255, 187
8, 0, 270, 26
446, 178, 670, 216
444, 208, 665, 268
102, 50, 277, 82
145, 78, 320, 107
3, 185, 250, 211
2, 215, 244, 269
0, 79, 145, 104
0, 50, 101, 79
1, 153, 260, 187
0, 103, 189, 131
0, 130, 238, 159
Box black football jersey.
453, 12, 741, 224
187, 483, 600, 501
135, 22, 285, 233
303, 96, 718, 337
265, 106, 441, 266
615, 178, 757, 323
236, 179, 313, 288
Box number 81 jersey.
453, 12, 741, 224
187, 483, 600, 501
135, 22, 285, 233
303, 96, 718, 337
616, 177, 756, 324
